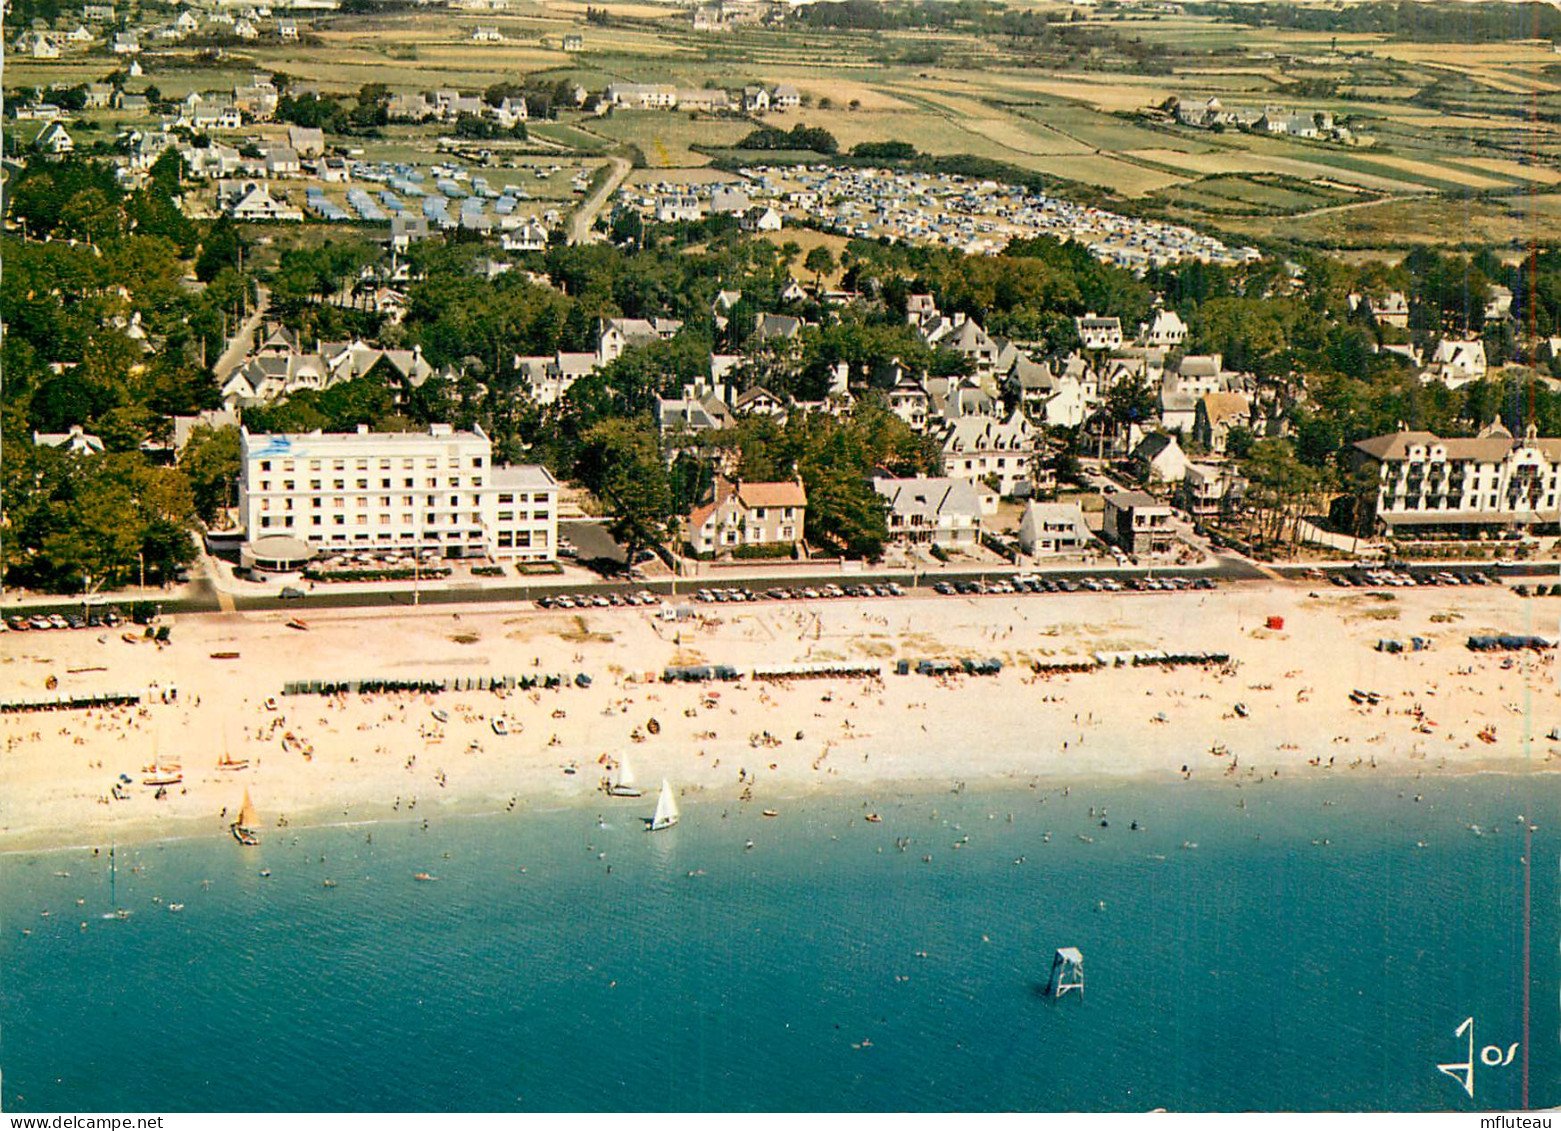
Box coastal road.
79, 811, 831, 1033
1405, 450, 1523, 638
6, 553, 1266, 619
212, 285, 270, 382
14, 555, 1556, 621
566, 154, 632, 245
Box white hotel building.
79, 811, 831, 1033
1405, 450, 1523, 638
1352, 423, 1561, 538
239, 424, 558, 564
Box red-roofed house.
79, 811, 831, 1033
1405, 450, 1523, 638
685, 476, 807, 556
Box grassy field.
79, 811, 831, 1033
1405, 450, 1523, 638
13, 0, 1561, 252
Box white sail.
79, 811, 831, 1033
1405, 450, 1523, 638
651, 779, 679, 830
616, 756, 637, 790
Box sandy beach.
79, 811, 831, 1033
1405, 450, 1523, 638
3, 581, 1558, 852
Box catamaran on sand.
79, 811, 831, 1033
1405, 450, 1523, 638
607, 755, 643, 797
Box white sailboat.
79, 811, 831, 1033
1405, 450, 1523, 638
608, 754, 642, 798
649, 779, 679, 831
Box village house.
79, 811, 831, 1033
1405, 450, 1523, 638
685, 476, 807, 556
940, 411, 1037, 497
873, 475, 988, 550
287, 125, 326, 158
1018, 501, 1090, 556
770, 84, 801, 111
34, 122, 75, 156
741, 205, 783, 232
1193, 392, 1253, 456
1131, 432, 1190, 484
471, 25, 502, 40
33, 425, 105, 456
597, 317, 683, 365
1180, 461, 1246, 521
607, 83, 678, 110
1140, 308, 1188, 349
1423, 339, 1488, 388
656, 195, 702, 223
657, 389, 734, 434
1102, 491, 1174, 555
1365, 291, 1410, 329
1075, 313, 1123, 351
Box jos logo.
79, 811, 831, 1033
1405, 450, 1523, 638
1437, 1017, 1519, 1099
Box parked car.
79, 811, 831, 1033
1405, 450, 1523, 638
279, 587, 305, 600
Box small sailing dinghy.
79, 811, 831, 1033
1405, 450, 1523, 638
648, 779, 679, 832
231, 788, 261, 846
608, 755, 643, 797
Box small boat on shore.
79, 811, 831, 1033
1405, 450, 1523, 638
607, 755, 642, 798
231, 788, 261, 846
431, 708, 448, 724
210, 651, 240, 660
648, 779, 680, 832
492, 717, 509, 736
413, 873, 438, 882
217, 751, 249, 772
285, 618, 309, 632
762, 809, 779, 818
864, 813, 882, 823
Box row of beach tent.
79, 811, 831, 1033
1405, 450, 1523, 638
1466, 634, 1557, 652
282, 673, 592, 696
1, 691, 140, 714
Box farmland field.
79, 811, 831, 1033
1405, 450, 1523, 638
13, 0, 1561, 252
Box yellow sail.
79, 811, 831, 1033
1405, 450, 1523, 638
237, 788, 259, 829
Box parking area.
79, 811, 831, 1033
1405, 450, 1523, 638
533, 574, 1220, 609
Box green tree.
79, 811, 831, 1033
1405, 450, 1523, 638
576, 419, 671, 564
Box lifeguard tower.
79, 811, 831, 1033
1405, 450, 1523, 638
1047, 947, 1084, 999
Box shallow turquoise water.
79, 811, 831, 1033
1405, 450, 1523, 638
1, 774, 1555, 1112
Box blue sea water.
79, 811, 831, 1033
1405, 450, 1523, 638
1, 774, 1556, 1112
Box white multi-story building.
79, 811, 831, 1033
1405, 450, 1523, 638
1353, 423, 1561, 538
239, 424, 558, 563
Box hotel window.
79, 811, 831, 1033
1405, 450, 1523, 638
451, 477, 461, 488
312, 516, 321, 526
515, 532, 531, 547
472, 457, 484, 468
333, 461, 345, 471
378, 515, 390, 525
533, 510, 548, 521
499, 512, 514, 521
357, 479, 368, 489
334, 479, 345, 490
405, 478, 414, 488
379, 460, 391, 470
260, 460, 272, 472
310, 461, 321, 471
403, 459, 414, 469
282, 460, 295, 472
334, 515, 345, 526
381, 478, 391, 489
310, 479, 321, 490
312, 498, 321, 508
498, 493, 514, 504
334, 497, 345, 508
356, 460, 368, 470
